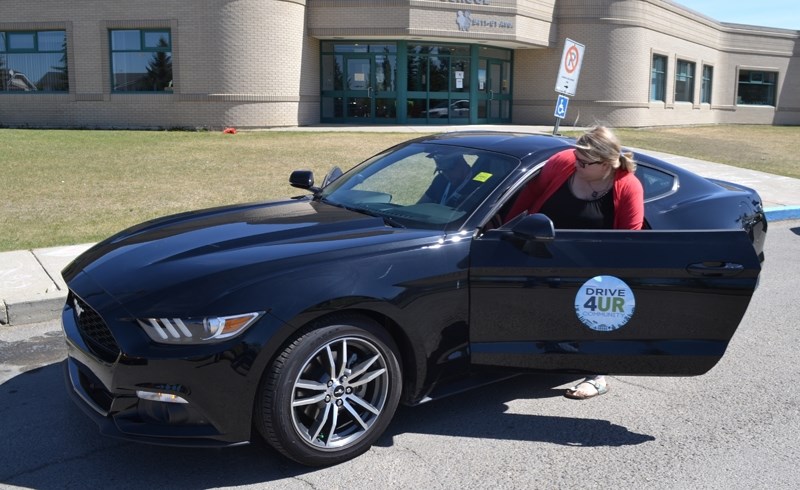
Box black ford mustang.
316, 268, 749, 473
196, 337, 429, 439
62, 132, 767, 466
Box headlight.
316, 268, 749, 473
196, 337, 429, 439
137, 312, 262, 344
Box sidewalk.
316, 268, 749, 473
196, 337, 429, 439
0, 244, 94, 325
2, 125, 800, 326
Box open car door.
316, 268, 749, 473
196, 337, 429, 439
469, 214, 761, 376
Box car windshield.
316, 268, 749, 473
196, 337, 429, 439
319, 142, 520, 230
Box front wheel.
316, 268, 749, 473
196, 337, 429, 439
255, 316, 402, 466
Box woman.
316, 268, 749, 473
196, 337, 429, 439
505, 126, 644, 399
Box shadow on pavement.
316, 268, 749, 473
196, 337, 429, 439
0, 364, 653, 489
381, 374, 655, 448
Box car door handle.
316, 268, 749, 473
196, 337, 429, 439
687, 262, 745, 277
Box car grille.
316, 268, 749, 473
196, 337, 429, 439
72, 294, 121, 363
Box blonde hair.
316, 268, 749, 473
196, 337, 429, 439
575, 126, 636, 173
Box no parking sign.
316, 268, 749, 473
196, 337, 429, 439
555, 38, 585, 96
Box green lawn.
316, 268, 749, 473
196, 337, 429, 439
1, 125, 797, 252
565, 125, 800, 179
0, 130, 420, 252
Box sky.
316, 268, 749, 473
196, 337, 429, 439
676, 0, 800, 30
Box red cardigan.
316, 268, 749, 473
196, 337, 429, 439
505, 149, 644, 230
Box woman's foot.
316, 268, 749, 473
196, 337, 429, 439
564, 376, 608, 400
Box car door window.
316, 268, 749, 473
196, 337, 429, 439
635, 164, 677, 201
488, 159, 675, 230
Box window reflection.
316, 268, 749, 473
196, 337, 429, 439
322, 96, 344, 118
322, 55, 344, 91
111, 30, 141, 51
737, 70, 777, 106
8, 33, 35, 50
429, 56, 449, 93
650, 55, 667, 102
701, 65, 713, 104
674, 60, 695, 103
1, 30, 68, 92
320, 142, 519, 229
375, 98, 396, 118
111, 29, 172, 92
144, 31, 170, 49
375, 54, 396, 92
322, 42, 397, 54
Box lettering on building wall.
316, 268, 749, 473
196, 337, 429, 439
443, 0, 491, 4
456, 10, 513, 31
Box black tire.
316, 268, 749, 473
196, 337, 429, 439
255, 315, 402, 466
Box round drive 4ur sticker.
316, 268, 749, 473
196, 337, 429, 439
574, 276, 636, 332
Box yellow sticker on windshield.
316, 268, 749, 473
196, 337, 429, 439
473, 172, 492, 182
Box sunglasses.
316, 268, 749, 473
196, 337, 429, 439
575, 151, 605, 168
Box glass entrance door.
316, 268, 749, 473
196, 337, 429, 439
322, 41, 511, 125
478, 59, 511, 123
342, 54, 397, 122
487, 61, 502, 119
345, 56, 372, 119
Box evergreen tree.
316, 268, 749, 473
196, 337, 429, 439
51, 37, 69, 91
146, 39, 172, 91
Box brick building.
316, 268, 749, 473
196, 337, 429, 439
1, 0, 797, 129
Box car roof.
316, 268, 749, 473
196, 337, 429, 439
412, 131, 704, 179
406, 131, 733, 192
408, 131, 576, 160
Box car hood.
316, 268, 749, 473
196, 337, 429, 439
64, 198, 439, 313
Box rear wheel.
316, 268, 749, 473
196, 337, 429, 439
255, 316, 402, 466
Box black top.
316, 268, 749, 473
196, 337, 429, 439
539, 178, 615, 229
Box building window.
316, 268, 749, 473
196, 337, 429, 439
407, 44, 471, 119
674, 60, 695, 103
650, 54, 667, 102
0, 30, 69, 92
701, 65, 713, 104
111, 29, 172, 92
737, 70, 777, 106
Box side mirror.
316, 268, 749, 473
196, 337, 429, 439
511, 213, 555, 241
290, 170, 320, 192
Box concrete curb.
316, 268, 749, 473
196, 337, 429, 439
1, 296, 67, 327
0, 244, 94, 326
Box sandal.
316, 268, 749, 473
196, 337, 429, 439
564, 378, 609, 400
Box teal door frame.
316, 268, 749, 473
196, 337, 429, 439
321, 41, 512, 125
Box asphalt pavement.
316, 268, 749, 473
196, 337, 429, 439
1, 220, 799, 488
2, 124, 799, 327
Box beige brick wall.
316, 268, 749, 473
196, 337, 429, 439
307, 0, 555, 47
0, 0, 315, 129
0, 0, 796, 129
513, 0, 799, 127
